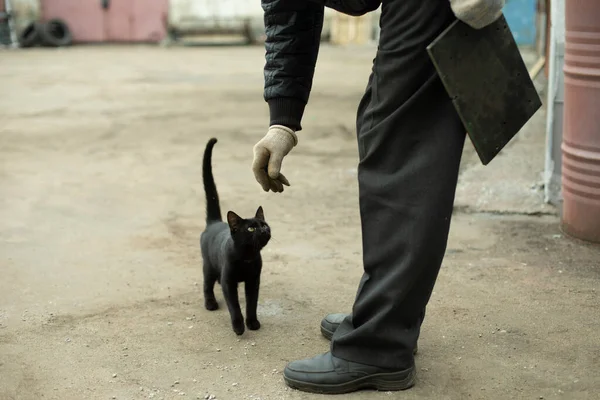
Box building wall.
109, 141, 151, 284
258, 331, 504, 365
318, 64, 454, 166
504, 0, 538, 46
168, 0, 335, 41
40, 0, 168, 43
28, 1, 540, 46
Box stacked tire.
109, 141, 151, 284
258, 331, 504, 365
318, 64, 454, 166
19, 19, 72, 48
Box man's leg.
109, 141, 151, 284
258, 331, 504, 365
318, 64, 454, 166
283, 0, 466, 393
319, 311, 422, 356
331, 0, 466, 369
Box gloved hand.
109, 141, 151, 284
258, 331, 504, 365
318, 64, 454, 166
252, 125, 298, 193
450, 0, 505, 29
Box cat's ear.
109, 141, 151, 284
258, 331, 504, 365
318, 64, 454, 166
255, 206, 265, 221
227, 211, 243, 232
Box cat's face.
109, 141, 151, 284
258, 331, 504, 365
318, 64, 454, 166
227, 206, 271, 250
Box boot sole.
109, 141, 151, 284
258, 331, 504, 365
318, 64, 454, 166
320, 325, 419, 355
284, 366, 416, 394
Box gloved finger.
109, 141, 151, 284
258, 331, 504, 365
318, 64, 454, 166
267, 153, 284, 180
255, 168, 271, 192
268, 178, 281, 193
272, 179, 284, 193
266, 178, 278, 193
252, 147, 271, 191
278, 173, 290, 186
252, 145, 268, 174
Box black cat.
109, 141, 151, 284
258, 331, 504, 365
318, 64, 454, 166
200, 138, 271, 335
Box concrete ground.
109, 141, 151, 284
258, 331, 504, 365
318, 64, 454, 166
0, 45, 598, 400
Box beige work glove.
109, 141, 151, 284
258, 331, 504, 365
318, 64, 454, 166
252, 125, 298, 193
450, 0, 505, 29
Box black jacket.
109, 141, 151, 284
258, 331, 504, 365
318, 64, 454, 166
262, 0, 380, 131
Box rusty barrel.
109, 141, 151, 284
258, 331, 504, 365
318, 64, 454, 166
561, 0, 600, 243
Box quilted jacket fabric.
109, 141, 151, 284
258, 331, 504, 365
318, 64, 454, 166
262, 0, 324, 132
261, 0, 503, 131
261, 1, 380, 131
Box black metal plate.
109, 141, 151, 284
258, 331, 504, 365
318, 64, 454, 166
426, 15, 542, 165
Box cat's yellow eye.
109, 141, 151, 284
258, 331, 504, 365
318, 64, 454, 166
247, 227, 255, 232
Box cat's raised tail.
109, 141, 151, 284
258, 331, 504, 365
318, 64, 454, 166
202, 137, 222, 224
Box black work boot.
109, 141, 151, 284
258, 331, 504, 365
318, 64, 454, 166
320, 313, 419, 355
283, 352, 415, 394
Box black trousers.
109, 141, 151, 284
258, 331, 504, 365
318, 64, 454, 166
328, 0, 467, 369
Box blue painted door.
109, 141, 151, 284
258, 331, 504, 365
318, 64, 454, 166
503, 0, 537, 46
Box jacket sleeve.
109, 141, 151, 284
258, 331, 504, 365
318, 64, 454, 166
262, 0, 325, 131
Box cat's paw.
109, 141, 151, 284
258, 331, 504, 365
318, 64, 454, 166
246, 318, 261, 331
232, 318, 245, 335
204, 299, 219, 311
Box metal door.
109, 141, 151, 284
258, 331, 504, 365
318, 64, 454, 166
42, 0, 104, 42
104, 0, 132, 41
41, 0, 168, 43
131, 0, 167, 42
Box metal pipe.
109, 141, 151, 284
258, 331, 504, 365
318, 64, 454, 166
544, 0, 557, 204
4, 0, 19, 48
543, 0, 565, 206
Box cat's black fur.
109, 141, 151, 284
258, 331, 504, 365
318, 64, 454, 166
200, 138, 271, 336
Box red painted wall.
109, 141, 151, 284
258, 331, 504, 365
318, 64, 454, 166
41, 0, 168, 43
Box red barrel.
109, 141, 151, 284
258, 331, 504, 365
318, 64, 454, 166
561, 0, 600, 243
